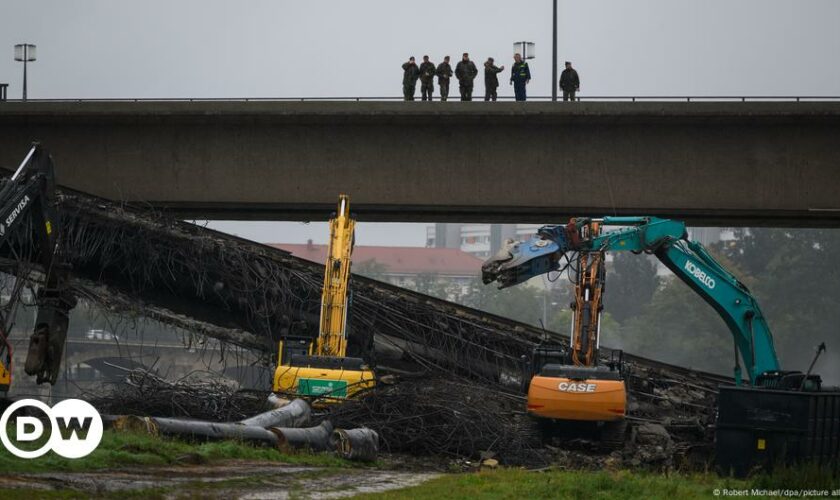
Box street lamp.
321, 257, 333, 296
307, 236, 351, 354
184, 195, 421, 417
14, 43, 37, 101
512, 41, 535, 61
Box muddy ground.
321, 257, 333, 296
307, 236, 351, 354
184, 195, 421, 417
0, 461, 440, 499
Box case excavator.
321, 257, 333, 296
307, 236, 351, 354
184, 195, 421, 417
517, 219, 627, 445
483, 216, 837, 473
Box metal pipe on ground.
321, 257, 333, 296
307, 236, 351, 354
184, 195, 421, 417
240, 398, 310, 428
270, 421, 334, 451
331, 428, 379, 461
114, 415, 282, 446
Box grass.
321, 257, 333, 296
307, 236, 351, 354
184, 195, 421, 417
0, 428, 356, 473
352, 467, 838, 500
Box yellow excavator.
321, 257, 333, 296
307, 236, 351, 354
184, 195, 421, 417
272, 195, 375, 402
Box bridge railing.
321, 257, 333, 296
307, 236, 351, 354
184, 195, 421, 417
2, 95, 840, 103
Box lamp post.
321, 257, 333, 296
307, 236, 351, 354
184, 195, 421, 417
552, 0, 558, 101
14, 44, 37, 101
513, 41, 535, 61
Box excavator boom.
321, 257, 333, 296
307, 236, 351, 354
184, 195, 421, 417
316, 195, 354, 357
0, 144, 76, 390
273, 195, 374, 402
484, 216, 783, 384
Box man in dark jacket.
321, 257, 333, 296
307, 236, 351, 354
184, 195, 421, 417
402, 57, 420, 101
455, 53, 478, 101
559, 61, 580, 101
418, 55, 436, 101
436, 56, 453, 101
509, 53, 531, 102
483, 57, 505, 101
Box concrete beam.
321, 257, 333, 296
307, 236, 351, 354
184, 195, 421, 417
1, 101, 839, 226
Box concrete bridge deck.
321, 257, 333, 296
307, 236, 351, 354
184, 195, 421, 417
1, 101, 839, 225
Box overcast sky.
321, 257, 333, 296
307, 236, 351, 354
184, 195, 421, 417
3, 0, 839, 99
3, 1, 839, 245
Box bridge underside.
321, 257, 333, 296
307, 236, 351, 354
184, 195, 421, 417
1, 101, 839, 226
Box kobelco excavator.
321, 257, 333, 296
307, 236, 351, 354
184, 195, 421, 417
483, 216, 836, 473
273, 195, 375, 402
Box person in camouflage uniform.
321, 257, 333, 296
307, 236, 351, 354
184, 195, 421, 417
402, 57, 420, 101
483, 57, 505, 101
559, 61, 580, 102
436, 56, 453, 102
418, 55, 436, 101
455, 53, 478, 101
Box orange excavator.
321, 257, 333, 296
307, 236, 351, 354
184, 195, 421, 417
483, 216, 833, 471
507, 220, 627, 444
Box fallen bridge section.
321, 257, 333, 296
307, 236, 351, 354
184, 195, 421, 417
2, 101, 840, 225
0, 187, 731, 393
0, 186, 730, 465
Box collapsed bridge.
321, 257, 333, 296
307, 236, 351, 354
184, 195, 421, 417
0, 186, 732, 464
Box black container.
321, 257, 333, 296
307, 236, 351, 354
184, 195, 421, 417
715, 386, 840, 477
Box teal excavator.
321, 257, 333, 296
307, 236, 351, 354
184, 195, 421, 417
482, 216, 837, 475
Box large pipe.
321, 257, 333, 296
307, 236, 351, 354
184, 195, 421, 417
114, 415, 281, 446
239, 398, 310, 428
330, 428, 379, 461
270, 420, 334, 451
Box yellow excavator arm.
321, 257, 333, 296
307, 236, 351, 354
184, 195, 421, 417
316, 195, 354, 358
273, 194, 375, 402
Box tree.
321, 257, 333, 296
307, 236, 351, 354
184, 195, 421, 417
352, 259, 390, 282
459, 276, 545, 326
618, 275, 735, 375
606, 252, 659, 324
714, 228, 840, 383
408, 273, 449, 298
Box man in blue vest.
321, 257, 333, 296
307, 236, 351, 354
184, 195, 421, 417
509, 53, 531, 102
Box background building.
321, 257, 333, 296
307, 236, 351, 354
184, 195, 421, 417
272, 241, 483, 295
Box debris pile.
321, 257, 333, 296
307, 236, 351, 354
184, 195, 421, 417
91, 369, 270, 422
91, 366, 720, 469
319, 377, 546, 466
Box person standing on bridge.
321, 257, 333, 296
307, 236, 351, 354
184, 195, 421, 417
455, 53, 478, 101
419, 55, 436, 101
402, 57, 420, 101
559, 61, 580, 102
436, 56, 453, 101
510, 53, 531, 102
484, 57, 505, 101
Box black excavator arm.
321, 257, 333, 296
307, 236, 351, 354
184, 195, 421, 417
0, 144, 76, 390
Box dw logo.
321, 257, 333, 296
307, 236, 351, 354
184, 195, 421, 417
0, 399, 103, 459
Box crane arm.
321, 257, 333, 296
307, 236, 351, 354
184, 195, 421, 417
482, 216, 781, 385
